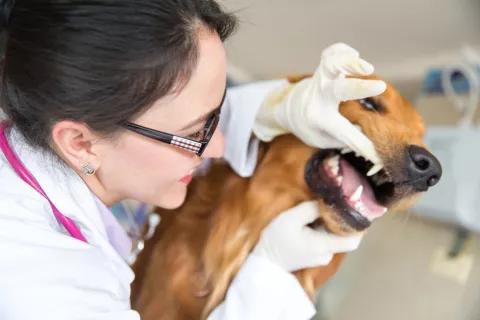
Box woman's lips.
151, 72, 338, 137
179, 168, 196, 184
179, 174, 193, 184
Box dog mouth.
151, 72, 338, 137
305, 149, 395, 231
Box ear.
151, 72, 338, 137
51, 121, 101, 172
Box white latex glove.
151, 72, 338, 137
252, 200, 363, 272
253, 43, 387, 165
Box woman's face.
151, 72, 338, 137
79, 28, 227, 209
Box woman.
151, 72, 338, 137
0, 0, 386, 319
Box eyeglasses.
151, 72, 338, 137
120, 92, 226, 157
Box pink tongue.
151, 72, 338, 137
339, 158, 386, 217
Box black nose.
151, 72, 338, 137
406, 145, 442, 191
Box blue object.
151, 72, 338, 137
421, 66, 480, 95
227, 75, 240, 88
110, 201, 150, 237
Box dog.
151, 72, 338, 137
130, 74, 443, 320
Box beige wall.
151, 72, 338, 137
221, 0, 480, 83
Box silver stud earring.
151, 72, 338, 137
81, 163, 97, 176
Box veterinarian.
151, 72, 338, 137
0, 0, 387, 319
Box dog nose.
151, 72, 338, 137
406, 145, 442, 191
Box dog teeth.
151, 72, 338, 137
341, 147, 353, 154
327, 155, 340, 176
350, 185, 363, 202
337, 176, 343, 185
332, 164, 339, 176
327, 155, 339, 166
367, 163, 383, 176
354, 201, 368, 217
354, 201, 363, 212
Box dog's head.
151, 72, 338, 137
131, 74, 444, 319
298, 75, 442, 235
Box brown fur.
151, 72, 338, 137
131, 74, 431, 319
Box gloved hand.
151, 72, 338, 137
253, 43, 387, 165
252, 201, 363, 272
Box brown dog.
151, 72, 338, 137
131, 74, 442, 320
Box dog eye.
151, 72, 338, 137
358, 98, 383, 112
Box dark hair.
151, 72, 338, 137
0, 0, 238, 150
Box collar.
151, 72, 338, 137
7, 126, 132, 260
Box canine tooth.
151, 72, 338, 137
367, 163, 383, 176
331, 164, 339, 176
327, 155, 340, 167
341, 147, 353, 154
350, 185, 363, 202
337, 176, 343, 185
381, 207, 387, 214
328, 156, 340, 176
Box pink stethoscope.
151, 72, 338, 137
0, 120, 88, 243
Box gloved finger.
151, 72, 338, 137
333, 78, 387, 101
341, 57, 375, 76
325, 114, 382, 164
321, 43, 359, 61
318, 43, 360, 80
302, 227, 363, 254
321, 56, 374, 80
285, 200, 322, 227
300, 227, 333, 255
303, 254, 334, 269
324, 233, 364, 253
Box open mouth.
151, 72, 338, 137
305, 149, 396, 231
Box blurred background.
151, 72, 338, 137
221, 0, 480, 99
1, 1, 477, 319
220, 0, 480, 319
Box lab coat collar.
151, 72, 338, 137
6, 126, 130, 265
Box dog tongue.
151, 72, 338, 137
339, 158, 386, 218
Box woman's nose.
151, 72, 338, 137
201, 128, 225, 159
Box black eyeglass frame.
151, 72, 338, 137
120, 108, 221, 157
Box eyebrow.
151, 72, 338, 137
180, 88, 227, 131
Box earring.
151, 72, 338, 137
81, 163, 97, 176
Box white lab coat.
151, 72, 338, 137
0, 79, 316, 320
